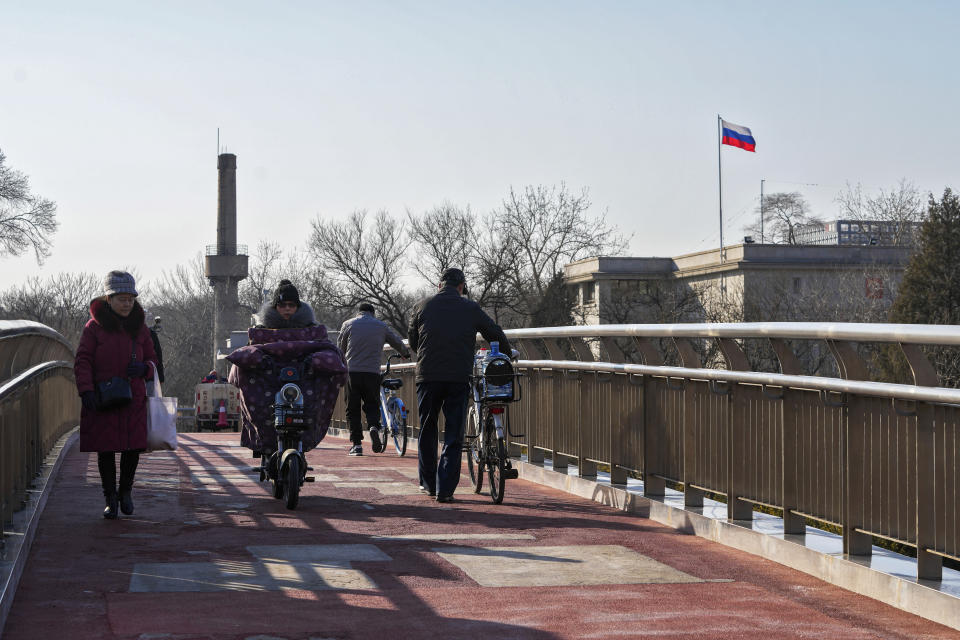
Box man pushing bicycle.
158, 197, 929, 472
407, 268, 511, 503
337, 302, 410, 456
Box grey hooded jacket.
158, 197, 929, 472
255, 300, 319, 329
337, 312, 408, 374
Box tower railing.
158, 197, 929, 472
205, 244, 248, 257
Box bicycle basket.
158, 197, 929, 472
478, 356, 517, 402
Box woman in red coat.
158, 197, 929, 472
74, 271, 156, 519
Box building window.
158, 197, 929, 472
793, 277, 801, 294
583, 283, 595, 304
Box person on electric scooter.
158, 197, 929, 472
242, 278, 326, 471
337, 302, 410, 456
407, 268, 510, 503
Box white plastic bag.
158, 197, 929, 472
146, 362, 178, 451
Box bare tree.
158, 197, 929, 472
466, 212, 522, 321
270, 248, 351, 328
583, 279, 706, 365
406, 202, 475, 284
306, 210, 413, 335
599, 280, 704, 326
0, 149, 59, 264
745, 192, 821, 244
694, 265, 900, 376
494, 183, 629, 324
143, 255, 216, 404
0, 272, 100, 345
529, 272, 576, 327
835, 179, 925, 245
239, 240, 284, 314
406, 204, 518, 322
406, 184, 627, 327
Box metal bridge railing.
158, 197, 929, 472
503, 322, 960, 582
17, 316, 956, 581
0, 321, 78, 547
339, 321, 960, 582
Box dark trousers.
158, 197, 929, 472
97, 451, 140, 496
346, 372, 382, 445
416, 381, 469, 497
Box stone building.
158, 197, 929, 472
564, 243, 914, 326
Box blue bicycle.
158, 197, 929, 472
374, 353, 408, 456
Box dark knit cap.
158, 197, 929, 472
272, 280, 301, 307
440, 268, 466, 286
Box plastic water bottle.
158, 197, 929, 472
490, 341, 500, 355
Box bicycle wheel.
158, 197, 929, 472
466, 407, 483, 493
487, 435, 506, 504
390, 402, 408, 456
284, 455, 300, 510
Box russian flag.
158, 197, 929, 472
721, 119, 756, 152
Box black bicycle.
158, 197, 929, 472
466, 342, 521, 504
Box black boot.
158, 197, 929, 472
119, 489, 134, 515
117, 451, 139, 515
98, 452, 118, 519
103, 492, 119, 519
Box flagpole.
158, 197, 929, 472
717, 115, 723, 261
760, 178, 765, 243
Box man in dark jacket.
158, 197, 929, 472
337, 303, 410, 456
407, 268, 510, 502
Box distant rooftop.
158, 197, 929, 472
564, 243, 914, 283
792, 219, 921, 246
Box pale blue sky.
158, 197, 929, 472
2, 1, 958, 290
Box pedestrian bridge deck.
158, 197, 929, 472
3, 432, 956, 639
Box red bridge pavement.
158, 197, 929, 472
4, 432, 957, 640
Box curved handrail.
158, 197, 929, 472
502, 322, 960, 345
0, 320, 75, 347
0, 320, 75, 382
0, 361, 74, 402
0, 321, 79, 544
383, 356, 960, 404
514, 359, 960, 405
393, 322, 960, 358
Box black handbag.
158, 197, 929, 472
95, 337, 136, 410
96, 377, 132, 410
